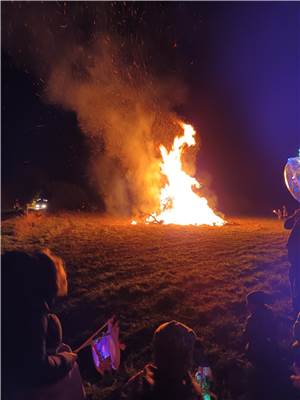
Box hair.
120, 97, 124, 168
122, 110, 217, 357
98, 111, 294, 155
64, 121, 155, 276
35, 248, 68, 301
293, 313, 300, 345
153, 320, 196, 378
1, 249, 67, 306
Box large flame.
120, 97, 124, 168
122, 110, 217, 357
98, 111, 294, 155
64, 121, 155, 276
149, 122, 225, 226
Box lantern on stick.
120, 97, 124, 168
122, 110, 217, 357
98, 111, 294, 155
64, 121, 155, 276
284, 150, 300, 203
75, 316, 125, 375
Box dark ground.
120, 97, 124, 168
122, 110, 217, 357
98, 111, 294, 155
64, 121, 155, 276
2, 213, 293, 398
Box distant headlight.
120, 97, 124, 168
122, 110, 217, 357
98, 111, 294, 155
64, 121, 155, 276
35, 205, 41, 210
42, 204, 47, 209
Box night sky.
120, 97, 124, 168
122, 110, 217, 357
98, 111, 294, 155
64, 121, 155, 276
2, 2, 300, 215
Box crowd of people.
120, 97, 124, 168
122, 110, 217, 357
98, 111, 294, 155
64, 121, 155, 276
2, 209, 300, 400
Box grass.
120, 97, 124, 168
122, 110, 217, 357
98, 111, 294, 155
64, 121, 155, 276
1, 213, 292, 398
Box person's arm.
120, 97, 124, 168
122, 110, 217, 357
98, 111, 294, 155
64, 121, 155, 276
284, 209, 300, 230
29, 312, 77, 385
119, 369, 145, 399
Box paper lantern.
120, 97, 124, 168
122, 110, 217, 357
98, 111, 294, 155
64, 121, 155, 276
284, 153, 300, 203
91, 319, 122, 375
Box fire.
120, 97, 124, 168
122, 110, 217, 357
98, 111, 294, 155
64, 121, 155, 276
148, 122, 225, 226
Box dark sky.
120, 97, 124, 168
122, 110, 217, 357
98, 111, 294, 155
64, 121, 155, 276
2, 2, 300, 214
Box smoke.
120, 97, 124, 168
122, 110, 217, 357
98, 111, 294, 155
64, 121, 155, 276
46, 37, 186, 215
2, 3, 187, 215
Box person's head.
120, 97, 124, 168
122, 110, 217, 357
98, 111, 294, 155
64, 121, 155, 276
246, 290, 272, 313
1, 249, 67, 305
33, 249, 68, 304
153, 320, 196, 379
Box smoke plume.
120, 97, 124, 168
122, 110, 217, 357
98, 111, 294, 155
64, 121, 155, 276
46, 37, 186, 215
2, 3, 188, 215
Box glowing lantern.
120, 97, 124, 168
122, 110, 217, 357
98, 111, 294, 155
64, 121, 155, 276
90, 319, 124, 375
284, 150, 300, 203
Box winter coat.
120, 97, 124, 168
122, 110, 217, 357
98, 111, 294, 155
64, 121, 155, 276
288, 219, 300, 266
244, 306, 279, 367
2, 299, 75, 397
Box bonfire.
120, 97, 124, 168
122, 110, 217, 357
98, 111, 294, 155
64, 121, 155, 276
146, 122, 225, 226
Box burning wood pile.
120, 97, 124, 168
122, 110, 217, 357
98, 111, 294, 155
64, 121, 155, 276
132, 122, 225, 226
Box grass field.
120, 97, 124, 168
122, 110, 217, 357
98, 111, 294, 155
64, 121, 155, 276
1, 213, 293, 398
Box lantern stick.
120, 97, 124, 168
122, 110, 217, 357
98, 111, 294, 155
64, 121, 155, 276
74, 320, 110, 353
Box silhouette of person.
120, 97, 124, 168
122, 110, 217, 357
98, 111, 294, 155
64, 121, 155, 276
284, 209, 300, 314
